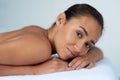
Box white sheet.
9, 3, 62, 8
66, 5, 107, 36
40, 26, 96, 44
0, 58, 119, 80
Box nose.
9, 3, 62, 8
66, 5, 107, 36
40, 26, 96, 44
73, 40, 85, 56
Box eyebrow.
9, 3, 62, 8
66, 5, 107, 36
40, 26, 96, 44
79, 26, 88, 36
79, 26, 95, 45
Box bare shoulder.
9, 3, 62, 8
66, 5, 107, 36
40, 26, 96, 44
23, 25, 51, 53
24, 26, 52, 62
33, 34, 52, 62
22, 25, 45, 32
23, 29, 52, 64
24, 26, 52, 61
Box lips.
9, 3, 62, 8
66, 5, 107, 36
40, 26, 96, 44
67, 48, 75, 58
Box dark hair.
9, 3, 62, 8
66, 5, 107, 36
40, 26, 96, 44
52, 4, 104, 33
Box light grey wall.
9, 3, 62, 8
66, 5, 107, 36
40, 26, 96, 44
0, 0, 120, 71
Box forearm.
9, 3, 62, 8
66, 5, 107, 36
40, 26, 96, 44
0, 58, 70, 76
0, 65, 35, 76
87, 47, 104, 62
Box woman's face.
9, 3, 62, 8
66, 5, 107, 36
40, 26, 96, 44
54, 15, 101, 60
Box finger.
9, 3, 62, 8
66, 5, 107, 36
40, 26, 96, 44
72, 60, 82, 69
76, 61, 89, 70
86, 63, 95, 69
67, 67, 74, 71
68, 57, 79, 67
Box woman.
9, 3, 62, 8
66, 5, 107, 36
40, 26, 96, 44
0, 4, 104, 76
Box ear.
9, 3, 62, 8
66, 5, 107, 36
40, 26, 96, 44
56, 13, 66, 26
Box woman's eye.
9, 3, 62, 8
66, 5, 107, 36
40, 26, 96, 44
76, 32, 82, 38
85, 43, 91, 49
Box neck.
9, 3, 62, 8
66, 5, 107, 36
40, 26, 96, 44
47, 25, 57, 53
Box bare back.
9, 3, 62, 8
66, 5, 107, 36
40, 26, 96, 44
0, 25, 51, 65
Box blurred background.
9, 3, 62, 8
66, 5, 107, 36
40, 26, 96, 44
0, 0, 120, 76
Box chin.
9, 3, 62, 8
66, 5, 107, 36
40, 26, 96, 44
59, 54, 67, 60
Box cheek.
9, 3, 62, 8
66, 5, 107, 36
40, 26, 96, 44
54, 31, 66, 50
65, 33, 77, 45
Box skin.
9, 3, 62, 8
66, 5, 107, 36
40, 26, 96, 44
0, 26, 51, 65
48, 13, 101, 60
48, 13, 102, 69
0, 13, 103, 76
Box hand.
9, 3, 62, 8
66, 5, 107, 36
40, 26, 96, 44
34, 58, 73, 75
68, 55, 95, 70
